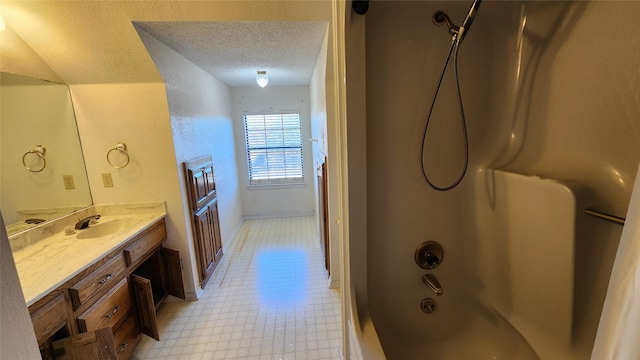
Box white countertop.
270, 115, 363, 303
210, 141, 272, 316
13, 212, 166, 307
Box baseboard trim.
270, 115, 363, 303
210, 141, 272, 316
222, 218, 244, 254
176, 290, 199, 301
329, 277, 341, 289
242, 212, 315, 220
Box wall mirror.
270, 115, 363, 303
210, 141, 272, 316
1, 72, 92, 235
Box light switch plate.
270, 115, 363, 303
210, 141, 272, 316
62, 175, 75, 189
101, 173, 114, 187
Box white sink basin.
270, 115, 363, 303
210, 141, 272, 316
76, 218, 132, 239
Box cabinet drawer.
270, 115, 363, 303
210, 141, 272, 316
124, 220, 166, 268
113, 316, 139, 360
31, 292, 71, 345
69, 254, 125, 310
77, 277, 131, 333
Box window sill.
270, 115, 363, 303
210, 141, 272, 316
246, 183, 307, 190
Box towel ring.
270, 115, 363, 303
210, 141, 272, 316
22, 145, 47, 173
107, 142, 130, 169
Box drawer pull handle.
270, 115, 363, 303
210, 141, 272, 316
97, 274, 113, 286
117, 343, 128, 354
105, 305, 120, 319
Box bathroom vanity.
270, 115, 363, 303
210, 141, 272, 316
12, 206, 184, 359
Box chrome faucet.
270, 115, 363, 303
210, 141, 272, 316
422, 274, 443, 296
75, 215, 101, 230
25, 218, 46, 224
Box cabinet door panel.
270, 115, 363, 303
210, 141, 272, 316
184, 156, 217, 211
113, 316, 139, 359
318, 159, 330, 273
162, 248, 186, 300
31, 292, 72, 346
190, 169, 209, 210
52, 328, 117, 360
194, 205, 216, 287
130, 274, 159, 341
203, 165, 216, 199
210, 201, 224, 262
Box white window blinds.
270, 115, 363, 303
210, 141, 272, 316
244, 113, 304, 185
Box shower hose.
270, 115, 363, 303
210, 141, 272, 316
420, 39, 469, 192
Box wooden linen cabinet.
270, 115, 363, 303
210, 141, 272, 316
317, 156, 330, 275
184, 155, 223, 288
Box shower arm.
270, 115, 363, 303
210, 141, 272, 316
432, 0, 482, 43
432, 11, 460, 38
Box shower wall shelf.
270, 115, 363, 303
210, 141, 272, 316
583, 209, 625, 226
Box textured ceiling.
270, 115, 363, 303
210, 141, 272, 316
136, 21, 328, 87
0, 1, 333, 85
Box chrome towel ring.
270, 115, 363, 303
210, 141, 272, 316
22, 145, 47, 172
107, 142, 130, 169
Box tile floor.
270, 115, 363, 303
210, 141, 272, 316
131, 216, 342, 360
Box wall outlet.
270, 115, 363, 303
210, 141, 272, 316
62, 175, 75, 189
101, 173, 114, 187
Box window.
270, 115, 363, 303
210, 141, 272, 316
244, 113, 304, 185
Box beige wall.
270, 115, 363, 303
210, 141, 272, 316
136, 26, 245, 297
231, 86, 315, 218
309, 27, 343, 285
0, 19, 61, 83
1, 1, 334, 85
68, 82, 203, 296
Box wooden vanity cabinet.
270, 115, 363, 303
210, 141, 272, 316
31, 289, 123, 360
28, 217, 185, 359
30, 292, 75, 359
184, 155, 223, 289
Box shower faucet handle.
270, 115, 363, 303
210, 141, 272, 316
415, 241, 444, 269
424, 251, 440, 267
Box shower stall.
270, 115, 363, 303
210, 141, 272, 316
345, 1, 640, 359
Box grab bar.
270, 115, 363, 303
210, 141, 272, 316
584, 209, 625, 226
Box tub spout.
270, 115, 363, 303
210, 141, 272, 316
422, 274, 443, 296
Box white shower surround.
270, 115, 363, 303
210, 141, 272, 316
348, 1, 640, 359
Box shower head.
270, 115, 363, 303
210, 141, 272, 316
458, 0, 483, 42
432, 0, 482, 44
433, 11, 459, 36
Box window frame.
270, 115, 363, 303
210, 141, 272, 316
243, 112, 305, 187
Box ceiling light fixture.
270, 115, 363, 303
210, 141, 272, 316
256, 71, 268, 88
